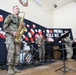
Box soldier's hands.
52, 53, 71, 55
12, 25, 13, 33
21, 22, 25, 26
13, 32, 18, 37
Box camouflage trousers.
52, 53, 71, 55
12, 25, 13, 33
38, 47, 45, 61
66, 47, 73, 59
5, 37, 21, 65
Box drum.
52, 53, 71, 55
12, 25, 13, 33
24, 53, 32, 64
23, 45, 30, 52
20, 52, 32, 65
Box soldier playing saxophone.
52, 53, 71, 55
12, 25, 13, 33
3, 5, 26, 75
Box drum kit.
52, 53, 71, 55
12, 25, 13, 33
20, 43, 39, 65
20, 45, 33, 65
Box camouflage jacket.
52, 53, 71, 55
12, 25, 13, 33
3, 14, 21, 37
36, 38, 45, 47
64, 37, 73, 47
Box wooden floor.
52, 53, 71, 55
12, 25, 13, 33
0, 60, 76, 75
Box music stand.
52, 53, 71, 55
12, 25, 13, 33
55, 31, 76, 73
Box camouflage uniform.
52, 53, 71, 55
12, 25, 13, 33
64, 36, 73, 59
3, 14, 21, 66
36, 37, 45, 62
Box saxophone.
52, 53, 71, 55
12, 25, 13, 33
15, 13, 27, 43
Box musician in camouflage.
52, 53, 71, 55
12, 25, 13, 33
64, 36, 74, 61
36, 35, 45, 63
3, 5, 25, 75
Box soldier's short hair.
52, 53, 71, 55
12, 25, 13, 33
13, 5, 19, 9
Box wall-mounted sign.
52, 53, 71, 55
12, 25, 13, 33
19, 0, 28, 7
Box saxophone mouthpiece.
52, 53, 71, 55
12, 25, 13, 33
19, 11, 25, 13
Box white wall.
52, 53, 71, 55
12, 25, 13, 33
0, 0, 54, 28
1, 0, 76, 37
53, 2, 76, 38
